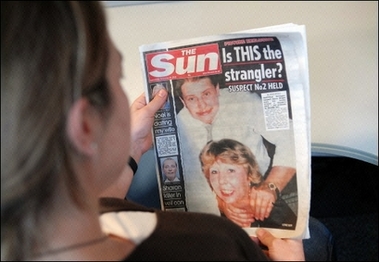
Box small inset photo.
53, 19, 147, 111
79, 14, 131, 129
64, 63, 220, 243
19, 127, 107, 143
161, 156, 180, 183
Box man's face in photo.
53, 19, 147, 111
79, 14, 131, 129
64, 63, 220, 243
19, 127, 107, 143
180, 77, 220, 124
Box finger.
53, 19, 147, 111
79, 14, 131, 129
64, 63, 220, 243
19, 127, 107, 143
228, 204, 248, 214
249, 191, 257, 214
234, 221, 251, 227
233, 212, 254, 219
265, 202, 273, 218
145, 89, 168, 112
254, 196, 263, 220
256, 228, 275, 248
228, 206, 255, 221
131, 93, 148, 110
259, 199, 271, 220
227, 205, 252, 218
229, 215, 255, 226
225, 208, 255, 226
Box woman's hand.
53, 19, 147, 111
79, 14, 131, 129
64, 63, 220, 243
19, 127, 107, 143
249, 184, 277, 221
217, 197, 255, 227
99, 89, 167, 199
254, 228, 305, 261
129, 89, 167, 162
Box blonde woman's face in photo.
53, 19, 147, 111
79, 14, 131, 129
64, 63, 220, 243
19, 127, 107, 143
163, 159, 177, 181
209, 160, 250, 204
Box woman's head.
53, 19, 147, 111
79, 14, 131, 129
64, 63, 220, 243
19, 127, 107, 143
175, 76, 220, 124
162, 157, 178, 182
199, 139, 262, 203
1, 1, 129, 260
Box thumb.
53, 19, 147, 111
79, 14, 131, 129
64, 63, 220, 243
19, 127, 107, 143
256, 228, 275, 247
148, 88, 168, 112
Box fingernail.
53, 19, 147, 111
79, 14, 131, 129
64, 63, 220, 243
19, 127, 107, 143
256, 228, 264, 237
158, 89, 166, 97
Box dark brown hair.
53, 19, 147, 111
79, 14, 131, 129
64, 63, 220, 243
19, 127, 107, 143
174, 74, 221, 98
1, 1, 110, 260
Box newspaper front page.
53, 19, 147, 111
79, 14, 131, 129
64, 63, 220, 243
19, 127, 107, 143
139, 24, 311, 238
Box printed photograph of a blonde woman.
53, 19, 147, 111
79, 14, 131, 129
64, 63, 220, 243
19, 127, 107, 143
161, 156, 180, 183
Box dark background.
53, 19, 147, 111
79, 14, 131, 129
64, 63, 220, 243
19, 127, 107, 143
310, 156, 378, 261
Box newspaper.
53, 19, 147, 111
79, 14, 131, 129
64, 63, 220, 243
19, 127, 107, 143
139, 23, 311, 239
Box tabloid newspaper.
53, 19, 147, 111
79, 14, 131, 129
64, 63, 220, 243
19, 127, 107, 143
139, 23, 311, 239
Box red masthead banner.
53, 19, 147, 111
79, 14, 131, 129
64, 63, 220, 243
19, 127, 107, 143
145, 43, 222, 82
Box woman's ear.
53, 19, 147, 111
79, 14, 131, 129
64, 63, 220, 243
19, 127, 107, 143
66, 98, 100, 156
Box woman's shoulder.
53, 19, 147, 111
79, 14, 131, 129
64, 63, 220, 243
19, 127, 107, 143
99, 198, 268, 261
132, 211, 268, 260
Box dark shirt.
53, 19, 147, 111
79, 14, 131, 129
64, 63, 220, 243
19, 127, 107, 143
99, 197, 270, 261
